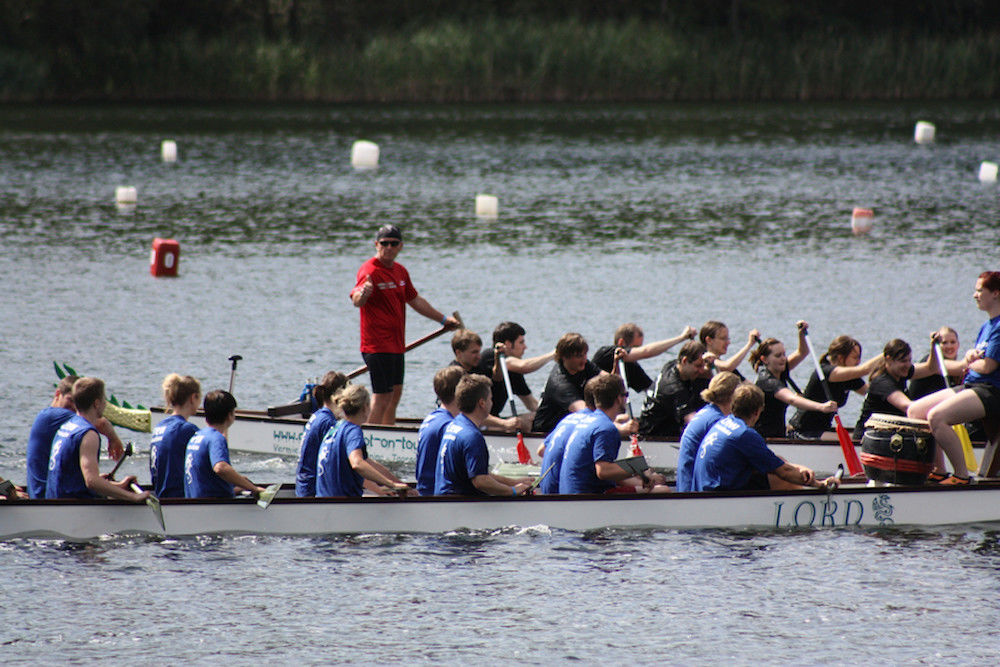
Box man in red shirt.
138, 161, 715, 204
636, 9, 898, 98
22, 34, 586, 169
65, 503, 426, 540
350, 225, 460, 424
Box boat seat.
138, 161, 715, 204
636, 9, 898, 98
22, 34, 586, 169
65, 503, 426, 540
978, 415, 1000, 478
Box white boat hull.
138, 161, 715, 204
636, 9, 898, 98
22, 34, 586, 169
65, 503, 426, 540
4, 483, 1000, 540
151, 408, 864, 473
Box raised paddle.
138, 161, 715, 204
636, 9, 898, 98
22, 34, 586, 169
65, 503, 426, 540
499, 350, 534, 464
129, 482, 165, 531
932, 340, 978, 471
803, 329, 863, 476
228, 355, 243, 394
344, 311, 463, 380
615, 340, 643, 457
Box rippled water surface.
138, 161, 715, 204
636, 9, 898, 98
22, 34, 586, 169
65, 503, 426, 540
1, 102, 999, 662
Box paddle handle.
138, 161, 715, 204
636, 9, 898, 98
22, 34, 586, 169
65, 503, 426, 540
803, 330, 836, 404
498, 351, 519, 418
346, 311, 462, 379
106, 442, 133, 480
617, 355, 634, 420
932, 341, 952, 389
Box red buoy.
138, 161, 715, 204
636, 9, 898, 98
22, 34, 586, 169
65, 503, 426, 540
150, 238, 180, 277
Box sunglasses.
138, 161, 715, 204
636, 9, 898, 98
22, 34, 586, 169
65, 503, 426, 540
378, 239, 400, 247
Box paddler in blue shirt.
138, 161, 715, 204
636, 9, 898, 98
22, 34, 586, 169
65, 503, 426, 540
535, 382, 595, 494
150, 373, 201, 498
434, 374, 533, 496
28, 375, 125, 498
416, 365, 464, 495
558, 374, 668, 494
45, 377, 148, 502
692, 383, 840, 492
295, 371, 348, 497
184, 390, 265, 499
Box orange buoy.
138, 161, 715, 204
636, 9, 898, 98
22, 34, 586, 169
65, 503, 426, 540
851, 208, 874, 236
150, 238, 180, 277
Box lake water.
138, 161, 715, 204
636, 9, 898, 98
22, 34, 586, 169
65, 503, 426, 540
1, 102, 999, 662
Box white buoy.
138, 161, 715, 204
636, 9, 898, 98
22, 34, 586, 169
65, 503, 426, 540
161, 140, 177, 163
978, 161, 998, 183
475, 194, 499, 218
914, 121, 935, 144
351, 140, 379, 170
851, 207, 874, 236
115, 186, 137, 205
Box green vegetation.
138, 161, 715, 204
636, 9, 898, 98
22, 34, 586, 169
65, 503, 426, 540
1, 1, 998, 101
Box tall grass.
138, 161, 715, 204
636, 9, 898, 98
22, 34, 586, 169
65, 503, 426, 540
9, 19, 1000, 101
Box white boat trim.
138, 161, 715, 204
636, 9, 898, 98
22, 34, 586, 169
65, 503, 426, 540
3, 483, 1000, 540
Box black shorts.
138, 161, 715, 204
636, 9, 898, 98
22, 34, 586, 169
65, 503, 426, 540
966, 382, 1000, 416
363, 352, 404, 394
742, 470, 771, 491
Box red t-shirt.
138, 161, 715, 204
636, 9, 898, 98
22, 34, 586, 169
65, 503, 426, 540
352, 257, 418, 354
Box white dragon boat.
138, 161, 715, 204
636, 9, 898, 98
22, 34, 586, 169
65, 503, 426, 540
3, 482, 1000, 540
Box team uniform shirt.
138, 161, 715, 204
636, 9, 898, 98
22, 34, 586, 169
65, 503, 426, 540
150, 414, 199, 498
558, 411, 621, 494
907, 353, 962, 399
538, 409, 591, 494
638, 359, 708, 437
675, 403, 725, 493
416, 407, 454, 495
853, 368, 912, 439
966, 314, 1000, 388
26, 406, 75, 498
532, 360, 601, 433
692, 414, 784, 491
434, 414, 490, 496
754, 367, 794, 438
184, 427, 235, 499
591, 346, 653, 392
788, 362, 864, 435
295, 407, 337, 497
45, 415, 98, 499
352, 257, 418, 354
316, 421, 368, 497
477, 349, 532, 417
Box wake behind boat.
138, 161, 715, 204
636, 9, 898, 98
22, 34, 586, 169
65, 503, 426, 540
5, 481, 1000, 540
148, 406, 893, 473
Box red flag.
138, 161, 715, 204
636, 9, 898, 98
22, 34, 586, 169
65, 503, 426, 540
629, 434, 643, 457
516, 431, 533, 464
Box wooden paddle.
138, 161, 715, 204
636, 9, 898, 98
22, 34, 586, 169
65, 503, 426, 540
932, 340, 978, 471
129, 482, 165, 531
499, 350, 534, 464
345, 311, 463, 380
526, 460, 558, 494
803, 329, 863, 476
268, 312, 464, 417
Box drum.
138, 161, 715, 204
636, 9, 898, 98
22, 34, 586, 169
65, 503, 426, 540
860, 413, 935, 485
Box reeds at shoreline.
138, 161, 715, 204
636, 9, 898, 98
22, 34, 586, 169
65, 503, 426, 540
3, 19, 998, 102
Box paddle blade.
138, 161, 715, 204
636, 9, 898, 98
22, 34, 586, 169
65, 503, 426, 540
147, 495, 165, 531
257, 483, 282, 509
955, 424, 978, 471
515, 432, 532, 465
834, 415, 863, 476
629, 434, 643, 457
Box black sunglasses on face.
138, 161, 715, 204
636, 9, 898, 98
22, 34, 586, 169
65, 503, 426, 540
378, 240, 400, 247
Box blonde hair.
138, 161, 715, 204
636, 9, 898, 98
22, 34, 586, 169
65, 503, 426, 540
701, 371, 740, 404
334, 384, 370, 417
162, 373, 201, 408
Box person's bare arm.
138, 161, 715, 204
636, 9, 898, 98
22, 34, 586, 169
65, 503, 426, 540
81, 431, 147, 501
504, 351, 555, 375
622, 326, 697, 361
213, 461, 264, 495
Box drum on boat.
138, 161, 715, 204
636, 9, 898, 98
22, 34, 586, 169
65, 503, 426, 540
860, 413, 935, 485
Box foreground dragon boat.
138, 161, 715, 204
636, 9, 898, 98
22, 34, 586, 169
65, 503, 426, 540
4, 482, 1000, 540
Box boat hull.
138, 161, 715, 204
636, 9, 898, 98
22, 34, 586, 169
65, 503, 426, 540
4, 483, 1000, 540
